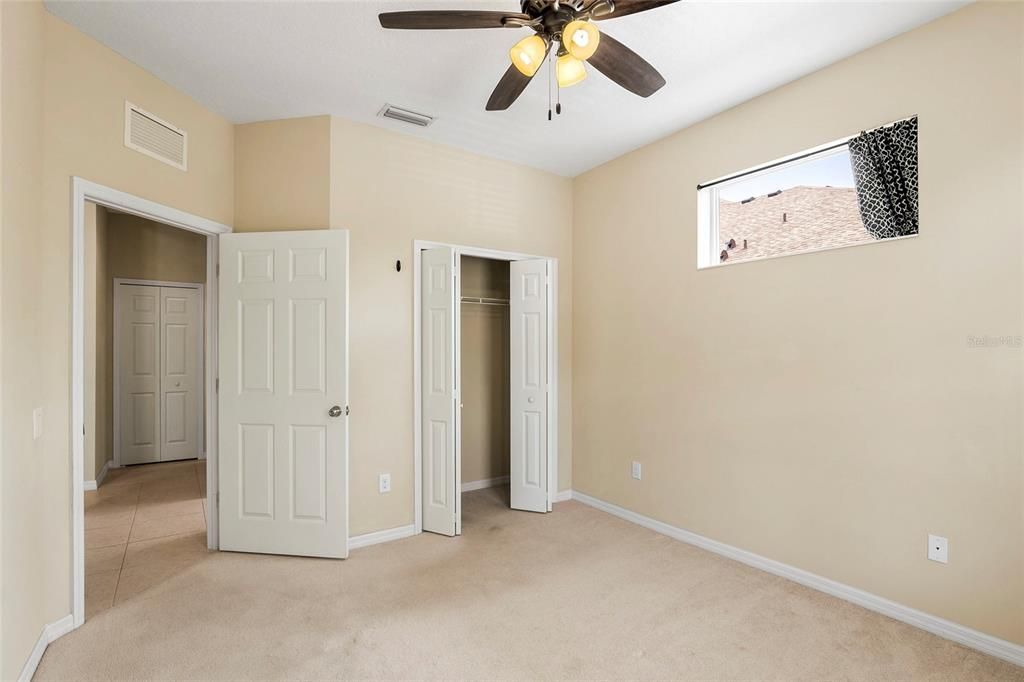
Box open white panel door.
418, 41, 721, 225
510, 259, 549, 513
219, 230, 349, 558
421, 247, 460, 536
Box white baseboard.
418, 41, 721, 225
98, 458, 111, 486
82, 459, 112, 491
348, 524, 416, 551
572, 491, 1024, 668
461, 475, 509, 492
19, 614, 74, 681
553, 489, 573, 503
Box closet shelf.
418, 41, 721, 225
461, 296, 509, 306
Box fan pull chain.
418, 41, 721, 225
547, 49, 553, 121
555, 40, 562, 116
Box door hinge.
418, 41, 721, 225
215, 378, 219, 393
216, 264, 220, 277
216, 491, 220, 506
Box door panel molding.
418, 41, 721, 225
218, 229, 349, 559
510, 259, 549, 513
420, 247, 458, 536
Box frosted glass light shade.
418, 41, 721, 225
556, 54, 587, 88
562, 20, 600, 61
510, 35, 547, 77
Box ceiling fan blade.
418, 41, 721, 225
588, 32, 666, 97
486, 39, 550, 110
591, 0, 682, 21
486, 65, 534, 111
379, 10, 531, 30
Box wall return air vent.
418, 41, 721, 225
377, 104, 435, 128
124, 102, 188, 170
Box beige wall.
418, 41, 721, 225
234, 116, 331, 231
84, 202, 111, 481
461, 257, 510, 484
329, 116, 573, 535
108, 212, 208, 283
1, 2, 46, 676
461, 255, 509, 301
234, 115, 574, 535
2, 5, 234, 677
572, 1, 1023, 646
0, 0, 5, 658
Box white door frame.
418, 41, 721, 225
112, 278, 205, 468
412, 240, 559, 534
71, 177, 231, 629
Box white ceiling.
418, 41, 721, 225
45, 0, 966, 177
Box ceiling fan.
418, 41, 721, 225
378, 1, 681, 113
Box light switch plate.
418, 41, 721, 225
927, 534, 948, 564
379, 473, 391, 494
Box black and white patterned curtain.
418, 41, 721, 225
847, 116, 918, 239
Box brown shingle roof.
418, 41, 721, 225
718, 186, 873, 263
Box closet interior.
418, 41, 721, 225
460, 256, 511, 500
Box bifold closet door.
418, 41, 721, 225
509, 259, 549, 513
421, 246, 460, 536
160, 287, 202, 462
117, 284, 203, 465
118, 284, 162, 465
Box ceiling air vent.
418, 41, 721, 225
378, 104, 435, 128
124, 102, 187, 171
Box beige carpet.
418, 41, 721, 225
38, 488, 1020, 680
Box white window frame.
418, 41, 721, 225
697, 135, 875, 269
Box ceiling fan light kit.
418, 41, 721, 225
511, 34, 549, 77
556, 53, 587, 88
562, 19, 600, 60
378, 0, 680, 113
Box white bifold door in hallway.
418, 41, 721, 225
218, 230, 349, 558
115, 281, 203, 465
420, 246, 552, 537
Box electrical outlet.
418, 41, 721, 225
379, 473, 391, 494
927, 534, 948, 564
631, 461, 642, 480
32, 408, 43, 440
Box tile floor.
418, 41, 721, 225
84, 458, 209, 619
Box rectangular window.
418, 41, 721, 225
696, 130, 915, 269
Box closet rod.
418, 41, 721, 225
460, 296, 509, 306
